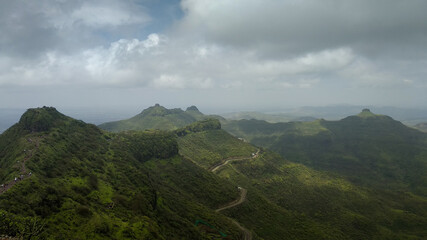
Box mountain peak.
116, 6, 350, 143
186, 105, 200, 112
19, 106, 67, 132
140, 104, 184, 117
357, 108, 378, 118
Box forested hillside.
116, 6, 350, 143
223, 109, 427, 196
0, 107, 244, 239
2, 107, 427, 239
177, 121, 427, 239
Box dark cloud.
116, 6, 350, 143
0, 1, 59, 58
0, 0, 426, 110
179, 0, 427, 59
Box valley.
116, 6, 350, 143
3, 1, 427, 239
0, 106, 427, 239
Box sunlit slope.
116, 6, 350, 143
177, 120, 257, 169
179, 122, 427, 239
224, 109, 427, 195
0, 107, 244, 239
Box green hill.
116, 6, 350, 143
177, 124, 427, 239
223, 109, 427, 196
98, 104, 222, 132
3, 107, 427, 239
176, 119, 257, 169
0, 107, 245, 239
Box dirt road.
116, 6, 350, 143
211, 149, 260, 173
216, 188, 247, 212
211, 151, 259, 240
215, 188, 252, 240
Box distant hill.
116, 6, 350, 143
223, 109, 427, 196
289, 105, 427, 124
415, 122, 427, 133
0, 107, 244, 239
98, 104, 223, 132
221, 111, 316, 123
177, 121, 427, 239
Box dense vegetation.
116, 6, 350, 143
179, 125, 427, 239
0, 107, 244, 239
2, 106, 427, 239
176, 122, 256, 169
224, 109, 427, 196
98, 104, 223, 132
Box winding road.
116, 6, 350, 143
211, 150, 260, 240
215, 188, 247, 212
210, 149, 260, 173
215, 188, 252, 240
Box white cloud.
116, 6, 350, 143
0, 33, 404, 92
152, 74, 185, 88
178, 0, 427, 59
403, 79, 413, 84
1, 0, 427, 108
71, 2, 149, 28
43, 0, 151, 29
152, 75, 213, 89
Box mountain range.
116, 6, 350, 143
98, 104, 223, 132
0, 106, 426, 239
223, 109, 427, 196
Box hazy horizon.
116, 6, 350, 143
2, 103, 427, 134
1, 0, 427, 110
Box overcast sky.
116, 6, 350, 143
1, 0, 426, 112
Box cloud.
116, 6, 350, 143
0, 32, 416, 93
70, 0, 150, 28
178, 0, 427, 59
0, 0, 426, 108
0, 0, 151, 58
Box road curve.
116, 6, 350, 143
216, 188, 247, 212
211, 151, 259, 240
211, 149, 260, 173
215, 188, 252, 240
231, 219, 252, 240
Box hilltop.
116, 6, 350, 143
0, 107, 245, 239
98, 104, 223, 132
223, 109, 427, 195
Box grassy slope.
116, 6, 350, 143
178, 129, 257, 168
224, 111, 427, 196
0, 107, 243, 239
98, 105, 208, 132
178, 127, 427, 239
